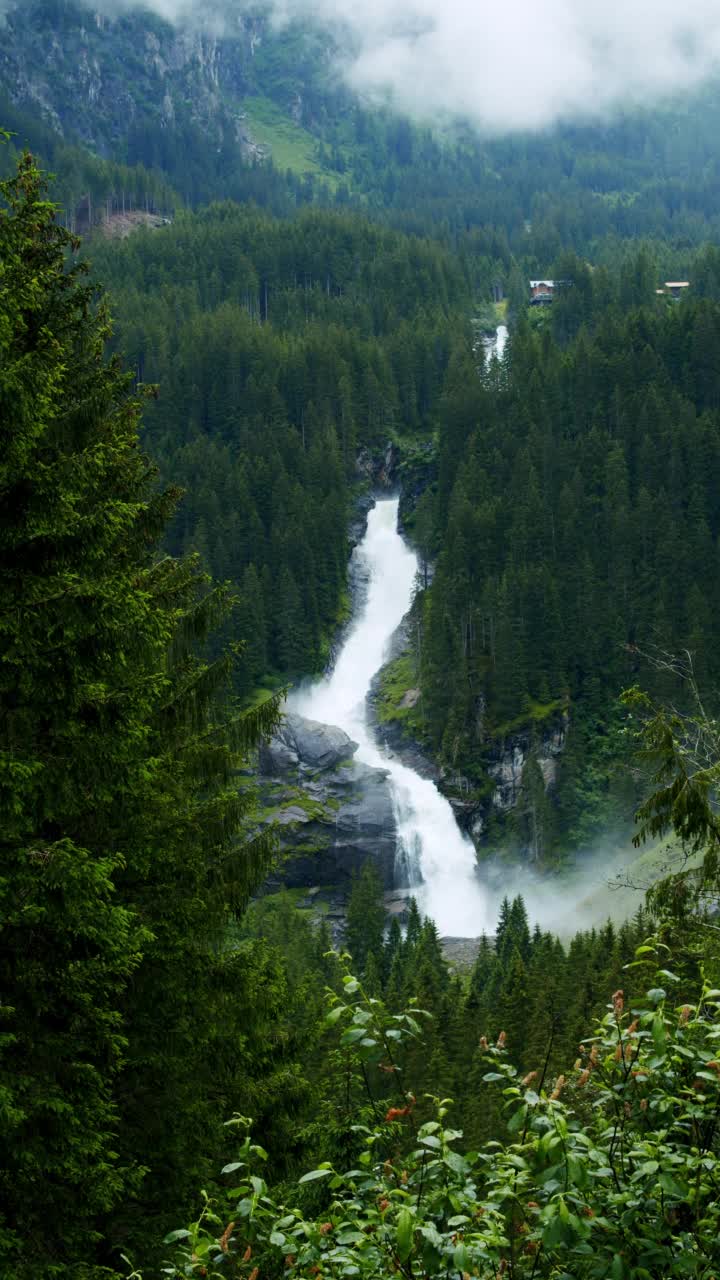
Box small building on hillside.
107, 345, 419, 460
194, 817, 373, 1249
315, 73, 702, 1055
529, 279, 557, 305
663, 281, 690, 300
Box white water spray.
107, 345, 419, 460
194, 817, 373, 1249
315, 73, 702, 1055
291, 498, 494, 936
494, 324, 509, 362
483, 323, 508, 365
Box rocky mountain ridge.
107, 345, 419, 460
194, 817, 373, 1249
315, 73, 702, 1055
0, 0, 341, 169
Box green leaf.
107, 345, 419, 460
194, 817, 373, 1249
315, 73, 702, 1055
221, 1162, 244, 1175
652, 1012, 667, 1053
507, 1104, 528, 1134
444, 1151, 469, 1176
340, 1027, 368, 1045
419, 1225, 444, 1249
419, 1135, 441, 1150
163, 1229, 190, 1243
396, 1208, 414, 1262
611, 1253, 626, 1280
326, 1005, 345, 1024
453, 1243, 471, 1271
658, 1172, 685, 1197
298, 1169, 334, 1183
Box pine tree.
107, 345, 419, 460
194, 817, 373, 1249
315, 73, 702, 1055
0, 153, 280, 1278
345, 861, 386, 974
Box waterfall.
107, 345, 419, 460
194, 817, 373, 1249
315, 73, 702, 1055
484, 323, 508, 364
291, 497, 494, 937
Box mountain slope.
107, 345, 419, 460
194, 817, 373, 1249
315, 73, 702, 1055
6, 0, 720, 256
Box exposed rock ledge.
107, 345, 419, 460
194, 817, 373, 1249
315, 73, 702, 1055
259, 712, 397, 890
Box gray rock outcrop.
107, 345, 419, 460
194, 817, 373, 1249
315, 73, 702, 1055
259, 711, 397, 890
260, 712, 357, 774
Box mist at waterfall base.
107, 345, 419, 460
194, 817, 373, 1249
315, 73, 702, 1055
290, 496, 637, 939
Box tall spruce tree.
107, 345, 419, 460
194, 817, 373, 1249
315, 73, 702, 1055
0, 153, 279, 1278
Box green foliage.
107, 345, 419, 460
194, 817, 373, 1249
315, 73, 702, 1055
0, 153, 282, 1278
162, 948, 720, 1280
345, 862, 386, 977
374, 651, 426, 742
10, 1, 720, 268
419, 271, 720, 857
622, 673, 720, 916
86, 201, 469, 689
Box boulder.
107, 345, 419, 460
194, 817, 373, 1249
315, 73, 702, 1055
258, 713, 397, 889
260, 711, 357, 775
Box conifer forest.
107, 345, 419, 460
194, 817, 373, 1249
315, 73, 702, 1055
5, 3, 720, 1278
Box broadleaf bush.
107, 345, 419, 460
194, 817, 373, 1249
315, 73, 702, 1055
158, 947, 720, 1279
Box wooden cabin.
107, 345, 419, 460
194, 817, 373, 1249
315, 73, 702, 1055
529, 279, 556, 305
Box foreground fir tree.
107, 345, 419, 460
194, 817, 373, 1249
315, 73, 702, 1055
0, 152, 280, 1278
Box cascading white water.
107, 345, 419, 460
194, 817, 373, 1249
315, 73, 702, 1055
291, 498, 494, 937
494, 323, 509, 361
484, 323, 508, 364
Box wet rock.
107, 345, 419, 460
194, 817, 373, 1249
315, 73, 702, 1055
349, 493, 375, 548
259, 712, 397, 890
400, 688, 421, 709
384, 888, 415, 921
260, 711, 357, 775
489, 744, 526, 812
441, 936, 484, 971
397, 441, 437, 529
488, 718, 567, 812
354, 443, 399, 490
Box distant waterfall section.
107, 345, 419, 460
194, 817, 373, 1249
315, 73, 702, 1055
485, 323, 508, 364
291, 498, 494, 937
494, 324, 509, 361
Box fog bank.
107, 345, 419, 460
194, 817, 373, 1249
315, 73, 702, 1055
50, 0, 720, 133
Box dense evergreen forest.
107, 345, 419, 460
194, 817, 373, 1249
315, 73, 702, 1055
407, 250, 720, 855
82, 196, 720, 857
87, 204, 471, 688
4, 1, 720, 1270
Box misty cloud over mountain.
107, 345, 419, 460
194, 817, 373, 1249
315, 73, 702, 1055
67, 0, 720, 133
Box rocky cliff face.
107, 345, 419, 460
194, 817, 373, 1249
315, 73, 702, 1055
0, 2, 259, 151
259, 712, 397, 890
0, 0, 338, 161
440, 714, 568, 845
486, 719, 567, 813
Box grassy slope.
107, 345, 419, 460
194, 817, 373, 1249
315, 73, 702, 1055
243, 95, 340, 185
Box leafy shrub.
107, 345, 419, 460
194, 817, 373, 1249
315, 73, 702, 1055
158, 948, 720, 1279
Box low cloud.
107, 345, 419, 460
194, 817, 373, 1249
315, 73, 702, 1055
271, 0, 720, 132
30, 0, 720, 132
